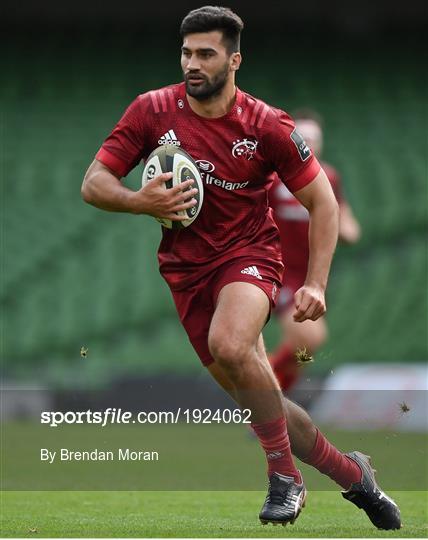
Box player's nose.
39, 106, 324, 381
186, 55, 201, 71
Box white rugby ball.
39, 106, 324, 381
141, 144, 204, 229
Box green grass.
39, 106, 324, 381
1, 490, 427, 538
3, 423, 427, 491
2, 424, 427, 536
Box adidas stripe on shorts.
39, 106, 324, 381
170, 257, 283, 366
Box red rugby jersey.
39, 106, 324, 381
269, 162, 343, 273
96, 82, 320, 290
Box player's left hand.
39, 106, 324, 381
293, 284, 326, 322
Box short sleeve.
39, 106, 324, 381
95, 95, 149, 177
263, 109, 321, 193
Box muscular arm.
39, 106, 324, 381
81, 159, 140, 213
81, 159, 198, 219
291, 168, 339, 321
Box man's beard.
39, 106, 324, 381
184, 64, 229, 101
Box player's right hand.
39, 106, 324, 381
131, 172, 198, 220
293, 284, 326, 322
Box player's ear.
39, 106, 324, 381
230, 52, 242, 71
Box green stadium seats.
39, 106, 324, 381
2, 31, 426, 387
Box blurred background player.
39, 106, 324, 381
269, 109, 361, 390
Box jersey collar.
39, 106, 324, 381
178, 82, 243, 121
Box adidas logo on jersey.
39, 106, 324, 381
158, 129, 181, 146
240, 266, 263, 280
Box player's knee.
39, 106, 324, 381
208, 332, 248, 371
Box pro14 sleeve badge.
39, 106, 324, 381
290, 129, 311, 162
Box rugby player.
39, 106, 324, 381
81, 6, 400, 529
269, 110, 361, 390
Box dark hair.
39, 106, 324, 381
180, 6, 244, 54
292, 108, 324, 126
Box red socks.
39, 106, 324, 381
252, 416, 301, 482
269, 344, 299, 390
252, 420, 362, 490
302, 428, 362, 489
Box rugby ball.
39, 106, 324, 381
141, 144, 204, 229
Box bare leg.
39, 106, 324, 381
208, 347, 363, 497
209, 353, 363, 493
207, 281, 305, 495
207, 282, 285, 423
208, 350, 317, 459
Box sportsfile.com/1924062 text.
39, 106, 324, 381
40, 408, 252, 427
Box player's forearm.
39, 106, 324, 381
305, 199, 339, 291
81, 164, 138, 214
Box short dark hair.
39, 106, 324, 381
180, 6, 244, 54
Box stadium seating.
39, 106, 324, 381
2, 31, 426, 387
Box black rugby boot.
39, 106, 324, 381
342, 451, 401, 530
259, 472, 306, 526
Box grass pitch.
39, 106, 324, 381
2, 425, 427, 536
1, 490, 427, 538
3, 424, 426, 491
